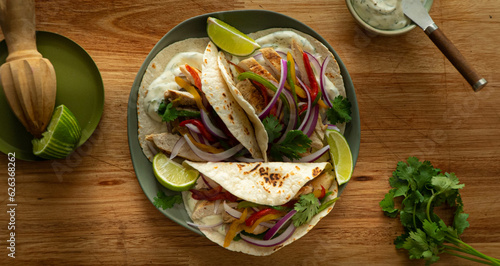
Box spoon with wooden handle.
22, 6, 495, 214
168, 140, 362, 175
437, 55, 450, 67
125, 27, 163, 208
0, 0, 56, 138
402, 0, 487, 91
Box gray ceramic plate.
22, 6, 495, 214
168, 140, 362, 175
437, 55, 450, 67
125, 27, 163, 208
127, 10, 360, 235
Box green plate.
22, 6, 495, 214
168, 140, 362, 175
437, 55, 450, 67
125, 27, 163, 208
127, 10, 360, 235
0, 31, 104, 161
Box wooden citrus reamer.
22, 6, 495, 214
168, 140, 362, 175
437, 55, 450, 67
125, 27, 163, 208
0, 0, 56, 138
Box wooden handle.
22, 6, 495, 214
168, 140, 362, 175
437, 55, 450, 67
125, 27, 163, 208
0, 0, 41, 62
428, 28, 487, 91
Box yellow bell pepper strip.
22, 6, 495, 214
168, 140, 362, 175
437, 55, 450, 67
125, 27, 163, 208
313, 185, 326, 199
224, 208, 249, 247
286, 52, 307, 99
175, 76, 207, 112
185, 133, 224, 154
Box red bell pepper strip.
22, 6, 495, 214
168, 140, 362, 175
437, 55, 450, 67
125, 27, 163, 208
302, 52, 321, 105
179, 119, 216, 142
245, 208, 281, 227
185, 64, 202, 90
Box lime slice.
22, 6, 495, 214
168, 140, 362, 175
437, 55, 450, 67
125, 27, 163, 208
206, 17, 260, 56
32, 105, 82, 159
153, 153, 199, 191
325, 129, 353, 185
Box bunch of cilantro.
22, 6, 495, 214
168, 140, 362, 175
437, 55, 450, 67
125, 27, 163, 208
380, 157, 500, 265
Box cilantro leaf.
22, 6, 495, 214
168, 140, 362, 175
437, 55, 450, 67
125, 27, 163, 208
269, 130, 312, 161
153, 191, 182, 210
292, 193, 320, 227
262, 115, 283, 143
157, 102, 178, 122
326, 95, 352, 124
157, 101, 199, 122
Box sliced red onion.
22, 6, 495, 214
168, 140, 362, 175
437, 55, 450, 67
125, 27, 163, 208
201, 110, 228, 139
189, 130, 202, 143
260, 221, 276, 228
200, 174, 213, 189
224, 201, 242, 219
185, 123, 201, 134
297, 78, 312, 132
252, 52, 263, 60
275, 99, 283, 119
187, 221, 223, 229
183, 134, 243, 162
320, 55, 333, 108
302, 105, 319, 137
241, 222, 296, 247
327, 124, 340, 132
264, 209, 297, 240
147, 141, 158, 156
235, 156, 264, 163
277, 89, 298, 144
297, 145, 330, 162
169, 136, 186, 160
258, 59, 287, 119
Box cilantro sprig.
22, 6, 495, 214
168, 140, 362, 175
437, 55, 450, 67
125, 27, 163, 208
157, 101, 200, 122
380, 157, 500, 265
269, 130, 311, 161
153, 191, 182, 210
292, 193, 338, 227
326, 95, 351, 124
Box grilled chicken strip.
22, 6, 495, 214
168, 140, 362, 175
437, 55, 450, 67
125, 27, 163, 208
164, 89, 197, 107
291, 39, 309, 87
236, 79, 266, 114
260, 47, 283, 79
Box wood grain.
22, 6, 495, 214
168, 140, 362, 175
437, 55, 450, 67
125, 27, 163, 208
0, 0, 499, 265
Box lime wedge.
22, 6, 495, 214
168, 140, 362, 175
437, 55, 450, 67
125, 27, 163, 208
206, 17, 260, 56
32, 105, 82, 159
325, 129, 353, 185
153, 153, 199, 191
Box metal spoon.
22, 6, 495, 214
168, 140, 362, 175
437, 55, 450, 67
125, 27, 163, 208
0, 0, 57, 137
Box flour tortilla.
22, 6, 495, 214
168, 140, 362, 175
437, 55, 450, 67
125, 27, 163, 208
218, 28, 347, 159
138, 39, 262, 161
201, 42, 262, 159
182, 161, 339, 256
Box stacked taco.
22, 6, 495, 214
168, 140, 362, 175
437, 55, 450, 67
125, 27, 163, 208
137, 23, 351, 256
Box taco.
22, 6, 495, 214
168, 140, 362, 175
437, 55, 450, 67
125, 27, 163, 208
137, 38, 262, 162
218, 28, 351, 162
182, 161, 339, 256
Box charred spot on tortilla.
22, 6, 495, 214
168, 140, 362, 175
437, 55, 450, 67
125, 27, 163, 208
312, 167, 322, 177
295, 166, 301, 171
244, 127, 250, 135
228, 114, 234, 122
244, 163, 261, 175
222, 92, 226, 97
237, 164, 245, 171
152, 63, 156, 69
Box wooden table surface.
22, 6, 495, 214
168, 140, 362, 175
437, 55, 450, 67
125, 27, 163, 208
1, 0, 499, 265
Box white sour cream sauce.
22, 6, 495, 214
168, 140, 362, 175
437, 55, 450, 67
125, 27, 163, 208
352, 0, 425, 30
144, 52, 203, 122
252, 31, 340, 97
